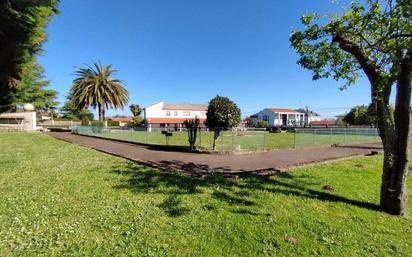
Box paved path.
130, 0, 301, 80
48, 132, 383, 175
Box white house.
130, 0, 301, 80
144, 101, 208, 131
251, 108, 305, 126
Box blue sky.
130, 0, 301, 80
38, 0, 374, 118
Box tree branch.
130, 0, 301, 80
332, 35, 381, 85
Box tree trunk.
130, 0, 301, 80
98, 103, 105, 121
379, 48, 411, 216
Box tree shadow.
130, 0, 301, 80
158, 195, 190, 217
112, 162, 380, 217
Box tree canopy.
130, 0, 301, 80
290, 0, 411, 215
205, 95, 241, 150
60, 93, 94, 121
290, 0, 411, 90
0, 0, 59, 112
9, 57, 58, 111
343, 104, 394, 125
205, 95, 241, 131
70, 63, 129, 121
130, 104, 142, 117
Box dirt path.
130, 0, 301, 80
48, 132, 383, 175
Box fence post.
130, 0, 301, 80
131, 128, 133, 142
312, 130, 316, 146
199, 128, 202, 149
209, 131, 212, 150
330, 127, 332, 145
221, 130, 224, 152
343, 128, 346, 144
263, 130, 266, 150
231, 129, 234, 151
146, 129, 148, 144
294, 129, 297, 149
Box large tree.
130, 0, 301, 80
0, 0, 59, 112
344, 104, 394, 125
290, 0, 411, 215
70, 63, 129, 121
205, 95, 241, 150
9, 57, 58, 111
60, 93, 94, 121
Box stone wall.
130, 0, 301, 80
0, 112, 36, 131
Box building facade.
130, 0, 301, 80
251, 108, 305, 127
144, 101, 208, 131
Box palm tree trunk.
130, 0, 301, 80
98, 103, 105, 121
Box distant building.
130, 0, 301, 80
144, 101, 208, 131
251, 108, 305, 126
295, 108, 321, 125
37, 112, 52, 121
310, 120, 337, 126
110, 117, 133, 127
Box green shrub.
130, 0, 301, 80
81, 117, 90, 126
107, 120, 120, 127
91, 121, 104, 133
257, 120, 268, 128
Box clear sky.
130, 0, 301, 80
38, 0, 374, 118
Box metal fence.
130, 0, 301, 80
294, 128, 380, 148
72, 126, 382, 152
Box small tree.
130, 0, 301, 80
205, 95, 241, 150
184, 117, 200, 150
129, 104, 144, 127
257, 120, 268, 128
132, 116, 144, 127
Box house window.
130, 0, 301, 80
262, 115, 269, 122
166, 111, 171, 116
183, 111, 191, 116
174, 111, 178, 116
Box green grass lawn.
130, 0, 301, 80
75, 127, 380, 151
0, 133, 410, 256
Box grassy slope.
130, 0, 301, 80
0, 133, 410, 256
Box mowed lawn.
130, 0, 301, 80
0, 133, 411, 256
76, 128, 380, 151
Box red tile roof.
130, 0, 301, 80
146, 117, 206, 124
311, 120, 336, 125
268, 108, 303, 114
110, 117, 133, 122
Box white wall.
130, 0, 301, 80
0, 111, 36, 131
144, 101, 207, 119
254, 109, 305, 126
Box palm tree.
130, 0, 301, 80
129, 104, 141, 117
71, 62, 129, 121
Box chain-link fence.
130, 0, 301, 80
294, 128, 380, 148
72, 126, 382, 152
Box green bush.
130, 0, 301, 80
91, 121, 104, 133
107, 120, 120, 127
81, 117, 90, 126
257, 120, 268, 128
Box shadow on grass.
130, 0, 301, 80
112, 162, 380, 217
